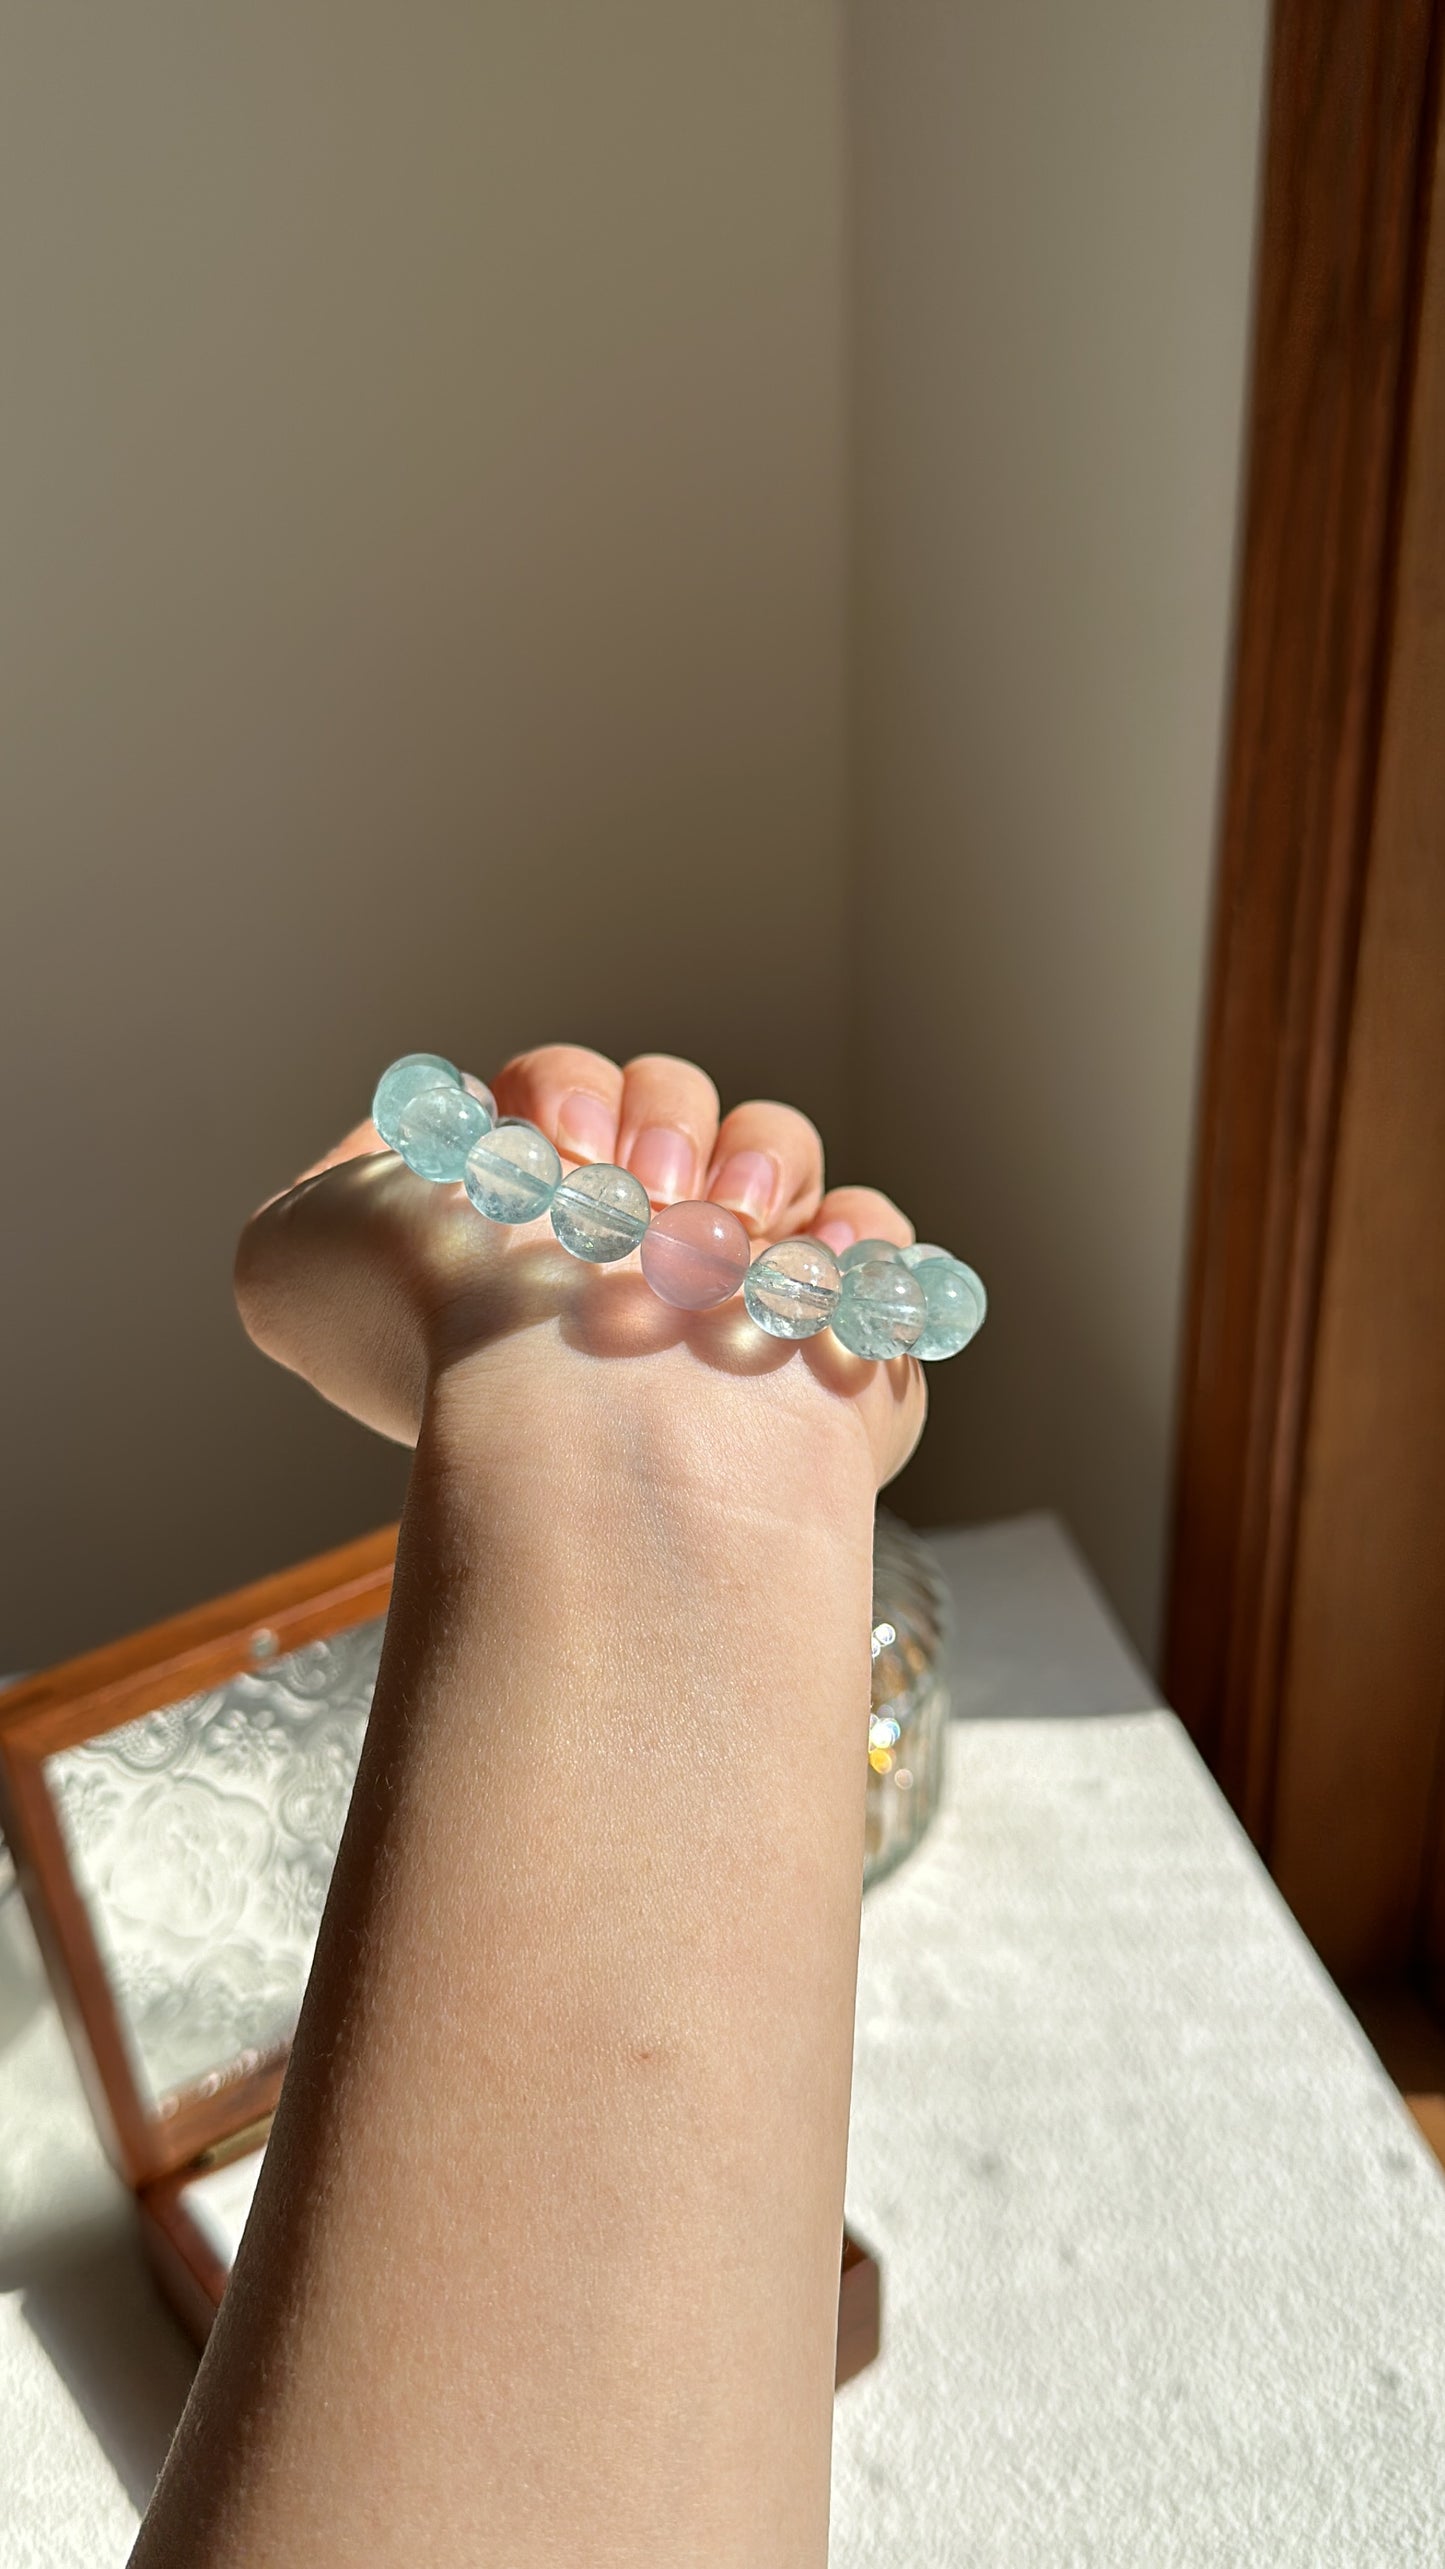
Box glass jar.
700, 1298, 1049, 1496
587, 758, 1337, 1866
864, 1514, 950, 1888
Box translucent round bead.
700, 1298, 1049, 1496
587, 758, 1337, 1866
461, 1070, 498, 1123
899, 1242, 948, 1272
372, 1053, 462, 1151
839, 1237, 902, 1271
742, 1237, 842, 1340
639, 1201, 750, 1309
464, 1119, 561, 1225
912, 1256, 987, 1361
550, 1163, 651, 1263
392, 1080, 492, 1183
832, 1257, 928, 1361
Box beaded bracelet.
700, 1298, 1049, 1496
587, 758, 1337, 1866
371, 1055, 986, 1364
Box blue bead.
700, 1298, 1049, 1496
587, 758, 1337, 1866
898, 1243, 947, 1272
832, 1257, 928, 1360
372, 1054, 462, 1151
461, 1070, 498, 1123
912, 1256, 987, 1360
464, 1119, 561, 1224
839, 1237, 902, 1271
392, 1081, 491, 1183
550, 1163, 651, 1262
742, 1238, 842, 1339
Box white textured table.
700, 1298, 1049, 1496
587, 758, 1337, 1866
5, 1515, 1445, 2565
833, 1713, 1445, 2565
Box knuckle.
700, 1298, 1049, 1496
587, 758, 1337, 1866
624, 1053, 720, 1107
514, 1043, 620, 1090
736, 1100, 823, 1161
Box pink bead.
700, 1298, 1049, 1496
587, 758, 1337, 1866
639, 1200, 751, 1310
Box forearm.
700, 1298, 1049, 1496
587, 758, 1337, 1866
132, 1351, 877, 2568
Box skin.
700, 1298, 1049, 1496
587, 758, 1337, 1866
129, 1046, 926, 2569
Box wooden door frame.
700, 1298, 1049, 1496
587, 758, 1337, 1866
1165, 2, 1443, 1843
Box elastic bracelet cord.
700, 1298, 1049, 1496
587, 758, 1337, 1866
370, 1055, 985, 1363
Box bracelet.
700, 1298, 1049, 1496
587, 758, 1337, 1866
371, 1054, 986, 1363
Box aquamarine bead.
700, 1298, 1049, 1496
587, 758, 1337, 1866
550, 1163, 651, 1262
912, 1256, 987, 1360
832, 1257, 927, 1361
742, 1237, 842, 1339
464, 1119, 561, 1224
899, 1242, 947, 1272
839, 1237, 902, 1272
372, 1053, 462, 1151
393, 1081, 491, 1183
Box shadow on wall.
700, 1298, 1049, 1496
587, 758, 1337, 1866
1, 3, 849, 1665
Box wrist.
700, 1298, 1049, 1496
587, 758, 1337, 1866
420, 1323, 879, 1549
386, 1332, 879, 1785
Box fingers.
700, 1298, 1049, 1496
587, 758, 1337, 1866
811, 1186, 915, 1259
473, 1049, 902, 1260
871, 1349, 929, 1491
704, 1101, 826, 1241
491, 1046, 625, 1164
490, 1046, 723, 1204
615, 1055, 721, 1205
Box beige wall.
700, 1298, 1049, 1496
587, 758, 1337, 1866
2, 3, 848, 1662
4, 2, 1269, 1674
847, 0, 1269, 1655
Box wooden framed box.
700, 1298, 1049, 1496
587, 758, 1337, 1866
0, 1529, 880, 2381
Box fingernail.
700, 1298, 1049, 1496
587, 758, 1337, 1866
557, 1091, 616, 1162
628, 1126, 696, 1205
816, 1217, 855, 1253
709, 1149, 777, 1226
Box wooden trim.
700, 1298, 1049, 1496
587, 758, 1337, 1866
0, 1526, 398, 2187
0, 1524, 396, 1759
1269, 154, 1445, 1974
1164, 0, 1443, 1837
152, 2059, 289, 2183
137, 2182, 232, 2350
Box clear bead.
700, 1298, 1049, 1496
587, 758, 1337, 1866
372, 1054, 461, 1151
742, 1237, 842, 1339
832, 1257, 927, 1360
839, 1236, 902, 1271
911, 1256, 987, 1360
460, 1070, 498, 1123
463, 1119, 561, 1224
392, 1082, 491, 1183
550, 1163, 651, 1262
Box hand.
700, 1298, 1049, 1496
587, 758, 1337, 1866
235, 1043, 927, 1490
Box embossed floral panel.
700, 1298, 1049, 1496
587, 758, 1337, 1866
46, 1620, 386, 2114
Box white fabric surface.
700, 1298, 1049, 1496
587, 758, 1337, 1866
831, 1713, 1445, 2566
180, 2150, 265, 2272
928, 1513, 1153, 1722
3, 1515, 1443, 2563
